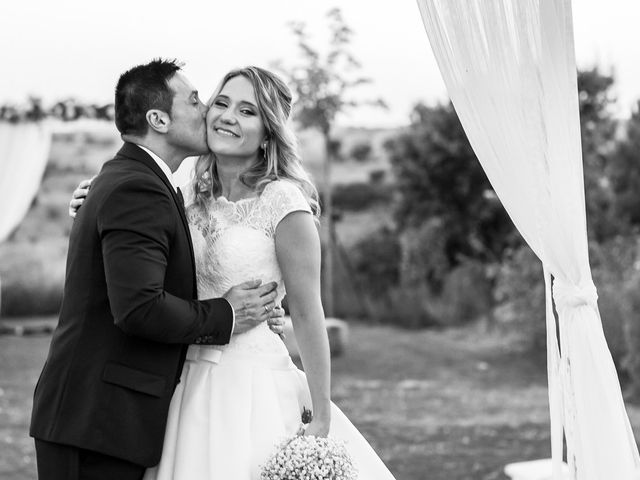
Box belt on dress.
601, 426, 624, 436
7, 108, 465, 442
186, 345, 223, 364
185, 345, 295, 370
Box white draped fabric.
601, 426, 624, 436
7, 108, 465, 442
416, 1, 640, 479
0, 123, 51, 242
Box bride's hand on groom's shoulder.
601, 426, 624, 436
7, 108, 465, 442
223, 279, 283, 335
69, 177, 94, 218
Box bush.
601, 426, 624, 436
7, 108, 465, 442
589, 237, 640, 371
368, 169, 386, 185
349, 142, 372, 162
494, 246, 546, 351
348, 227, 494, 327
398, 219, 449, 292
351, 226, 401, 297
318, 240, 372, 320
623, 272, 640, 398
438, 259, 495, 325
332, 182, 393, 212
495, 237, 640, 365
366, 284, 439, 328
359, 270, 493, 329
597, 286, 627, 370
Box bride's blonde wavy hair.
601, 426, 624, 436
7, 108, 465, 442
192, 66, 319, 218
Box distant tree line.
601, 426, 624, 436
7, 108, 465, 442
0, 97, 114, 123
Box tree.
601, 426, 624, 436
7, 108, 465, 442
578, 67, 621, 241
609, 101, 640, 228
386, 102, 518, 290
274, 8, 385, 316
386, 67, 622, 291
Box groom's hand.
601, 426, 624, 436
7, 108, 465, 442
223, 280, 281, 335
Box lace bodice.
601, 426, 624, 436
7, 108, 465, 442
185, 180, 312, 356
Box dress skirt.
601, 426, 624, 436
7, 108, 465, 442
143, 340, 396, 480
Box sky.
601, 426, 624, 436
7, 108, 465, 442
2, 0, 639, 127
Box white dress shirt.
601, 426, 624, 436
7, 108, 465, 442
136, 145, 178, 192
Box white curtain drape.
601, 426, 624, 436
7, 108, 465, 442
416, 1, 640, 479
0, 122, 51, 243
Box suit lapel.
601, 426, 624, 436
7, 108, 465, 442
115, 143, 198, 295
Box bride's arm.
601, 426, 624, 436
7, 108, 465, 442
69, 177, 94, 217
275, 211, 331, 437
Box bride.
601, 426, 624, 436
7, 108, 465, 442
72, 65, 396, 480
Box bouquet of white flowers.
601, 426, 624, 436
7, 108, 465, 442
259, 408, 358, 480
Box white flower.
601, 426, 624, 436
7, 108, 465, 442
259, 435, 357, 480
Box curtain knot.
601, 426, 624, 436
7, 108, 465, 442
552, 278, 598, 311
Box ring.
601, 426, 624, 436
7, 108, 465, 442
264, 305, 270, 313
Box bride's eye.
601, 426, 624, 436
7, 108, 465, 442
241, 108, 256, 116
213, 100, 227, 108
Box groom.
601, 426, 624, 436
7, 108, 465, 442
30, 59, 283, 480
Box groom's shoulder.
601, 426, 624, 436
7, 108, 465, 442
86, 144, 173, 210
100, 143, 149, 170
91, 159, 168, 206
96, 159, 160, 196
101, 155, 154, 178
89, 172, 173, 226
99, 145, 162, 184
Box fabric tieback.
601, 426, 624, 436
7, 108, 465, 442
552, 278, 598, 312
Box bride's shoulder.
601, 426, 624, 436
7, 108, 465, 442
260, 179, 311, 216
261, 178, 305, 199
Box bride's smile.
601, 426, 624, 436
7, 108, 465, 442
206, 75, 267, 159
214, 127, 239, 137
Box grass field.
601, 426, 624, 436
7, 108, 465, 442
4, 321, 636, 480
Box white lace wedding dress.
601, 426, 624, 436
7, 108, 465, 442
143, 179, 396, 480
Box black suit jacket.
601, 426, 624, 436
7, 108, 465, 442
30, 143, 233, 466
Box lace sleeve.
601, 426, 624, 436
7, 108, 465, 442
263, 180, 312, 236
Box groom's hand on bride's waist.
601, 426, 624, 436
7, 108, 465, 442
223, 279, 283, 335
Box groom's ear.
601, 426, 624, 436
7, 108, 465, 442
146, 109, 170, 134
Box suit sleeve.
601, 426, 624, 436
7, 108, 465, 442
96, 179, 233, 344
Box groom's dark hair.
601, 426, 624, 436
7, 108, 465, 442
115, 58, 183, 136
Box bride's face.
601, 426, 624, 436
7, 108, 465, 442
206, 75, 266, 158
